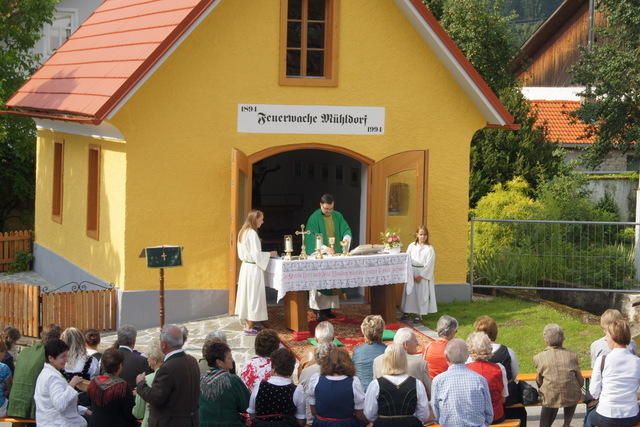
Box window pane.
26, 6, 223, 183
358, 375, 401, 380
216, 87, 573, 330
287, 49, 301, 76
307, 50, 324, 76
287, 22, 301, 47
288, 0, 302, 19
307, 22, 324, 48
308, 0, 326, 20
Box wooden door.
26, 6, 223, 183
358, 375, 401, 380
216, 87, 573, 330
229, 148, 251, 313
369, 151, 427, 306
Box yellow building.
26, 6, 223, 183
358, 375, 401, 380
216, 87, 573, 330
3, 0, 515, 327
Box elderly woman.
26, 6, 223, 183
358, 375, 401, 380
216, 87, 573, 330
423, 315, 457, 378
34, 339, 89, 426
590, 309, 637, 367
585, 319, 640, 427
88, 348, 138, 427
466, 332, 508, 424
199, 330, 230, 374
352, 315, 386, 390
306, 347, 366, 427
297, 321, 335, 378
200, 341, 251, 427
132, 340, 164, 426
240, 329, 280, 393
364, 344, 429, 427
533, 324, 583, 427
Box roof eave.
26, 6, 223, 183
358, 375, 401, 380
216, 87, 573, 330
0, 109, 100, 125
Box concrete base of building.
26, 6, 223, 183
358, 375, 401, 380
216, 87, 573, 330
33, 243, 111, 291
435, 282, 472, 302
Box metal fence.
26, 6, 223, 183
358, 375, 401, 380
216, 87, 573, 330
470, 219, 640, 293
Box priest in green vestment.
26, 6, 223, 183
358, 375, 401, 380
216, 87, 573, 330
304, 194, 352, 321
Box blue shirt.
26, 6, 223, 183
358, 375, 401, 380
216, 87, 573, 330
431, 363, 493, 427
352, 343, 386, 390
0, 362, 12, 406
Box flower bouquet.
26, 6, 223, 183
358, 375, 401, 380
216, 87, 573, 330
380, 229, 402, 253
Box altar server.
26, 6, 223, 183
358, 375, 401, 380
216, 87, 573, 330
236, 210, 277, 335
400, 225, 437, 322
304, 194, 352, 321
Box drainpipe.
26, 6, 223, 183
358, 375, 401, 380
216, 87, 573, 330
588, 0, 596, 51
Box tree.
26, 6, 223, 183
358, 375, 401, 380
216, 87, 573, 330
0, 0, 57, 231
424, 0, 565, 206
571, 0, 640, 167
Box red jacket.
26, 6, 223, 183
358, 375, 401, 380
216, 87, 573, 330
467, 360, 505, 422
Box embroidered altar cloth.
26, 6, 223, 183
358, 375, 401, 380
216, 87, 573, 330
265, 253, 411, 301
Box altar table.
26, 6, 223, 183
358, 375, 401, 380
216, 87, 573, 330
265, 253, 411, 332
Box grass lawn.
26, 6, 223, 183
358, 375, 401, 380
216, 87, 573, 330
421, 296, 602, 373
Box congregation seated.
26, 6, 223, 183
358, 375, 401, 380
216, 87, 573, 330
248, 347, 306, 427
297, 321, 335, 378
87, 348, 137, 426
3, 326, 21, 374
300, 342, 337, 425
306, 347, 367, 427
352, 315, 386, 390
423, 315, 457, 379
590, 308, 637, 367
34, 339, 89, 426
84, 329, 102, 362
131, 339, 164, 426
585, 319, 640, 427
364, 344, 430, 427
61, 327, 100, 381
115, 325, 152, 389
466, 332, 507, 424
8, 323, 61, 420
431, 338, 493, 427
533, 323, 583, 427
199, 330, 230, 375
199, 340, 250, 427
373, 328, 430, 394
240, 329, 281, 393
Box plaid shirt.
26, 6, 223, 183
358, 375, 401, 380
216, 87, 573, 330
431, 364, 493, 427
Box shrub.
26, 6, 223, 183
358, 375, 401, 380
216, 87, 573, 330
8, 251, 33, 273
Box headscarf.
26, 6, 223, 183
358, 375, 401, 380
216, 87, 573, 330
200, 367, 232, 401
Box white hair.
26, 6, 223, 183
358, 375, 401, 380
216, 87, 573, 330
543, 323, 564, 347
436, 315, 458, 338
315, 321, 335, 343
393, 328, 415, 346
160, 324, 183, 348
205, 330, 228, 344
466, 332, 492, 361
445, 338, 468, 364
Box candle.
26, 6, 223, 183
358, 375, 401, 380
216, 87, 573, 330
316, 234, 323, 250
328, 237, 335, 245
284, 236, 293, 252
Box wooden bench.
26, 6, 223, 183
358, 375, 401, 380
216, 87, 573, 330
0, 417, 36, 423
515, 370, 592, 382
430, 419, 520, 427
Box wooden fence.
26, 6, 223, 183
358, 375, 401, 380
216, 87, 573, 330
0, 230, 33, 272
41, 288, 117, 332
0, 282, 117, 336
0, 282, 39, 337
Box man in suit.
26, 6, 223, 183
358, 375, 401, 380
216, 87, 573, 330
116, 324, 152, 388
136, 324, 200, 427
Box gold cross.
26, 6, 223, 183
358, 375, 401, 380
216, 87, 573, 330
161, 252, 168, 261
295, 224, 311, 237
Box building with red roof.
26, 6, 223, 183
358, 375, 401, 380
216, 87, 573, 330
2, 0, 516, 327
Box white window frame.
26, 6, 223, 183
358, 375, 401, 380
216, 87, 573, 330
42, 8, 78, 58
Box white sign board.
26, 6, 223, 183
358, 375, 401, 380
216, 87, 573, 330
237, 104, 385, 135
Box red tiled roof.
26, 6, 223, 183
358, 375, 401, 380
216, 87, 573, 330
530, 100, 594, 144
4, 0, 515, 129
5, 0, 214, 123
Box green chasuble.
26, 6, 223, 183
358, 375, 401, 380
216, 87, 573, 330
304, 209, 352, 255
7, 342, 45, 419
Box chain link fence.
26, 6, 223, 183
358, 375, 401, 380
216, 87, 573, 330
470, 219, 640, 293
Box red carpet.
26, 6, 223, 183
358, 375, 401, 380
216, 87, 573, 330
267, 304, 434, 360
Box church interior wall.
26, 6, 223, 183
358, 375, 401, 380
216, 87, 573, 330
107, 0, 485, 304
33, 130, 126, 289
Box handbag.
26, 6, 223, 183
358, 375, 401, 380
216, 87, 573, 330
584, 355, 606, 412
519, 380, 540, 405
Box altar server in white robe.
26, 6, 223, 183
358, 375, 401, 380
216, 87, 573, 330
235, 209, 277, 335
401, 225, 437, 323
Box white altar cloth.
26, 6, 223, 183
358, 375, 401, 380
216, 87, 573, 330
265, 253, 411, 301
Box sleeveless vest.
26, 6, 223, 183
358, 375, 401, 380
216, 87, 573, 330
255, 381, 297, 420
489, 345, 513, 380
424, 340, 448, 378
467, 361, 505, 422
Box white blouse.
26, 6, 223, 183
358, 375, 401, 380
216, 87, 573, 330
247, 376, 306, 419
590, 348, 640, 418
305, 374, 365, 410
64, 355, 99, 379
364, 375, 430, 422
34, 363, 87, 427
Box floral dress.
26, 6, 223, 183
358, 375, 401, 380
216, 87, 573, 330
240, 356, 272, 393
